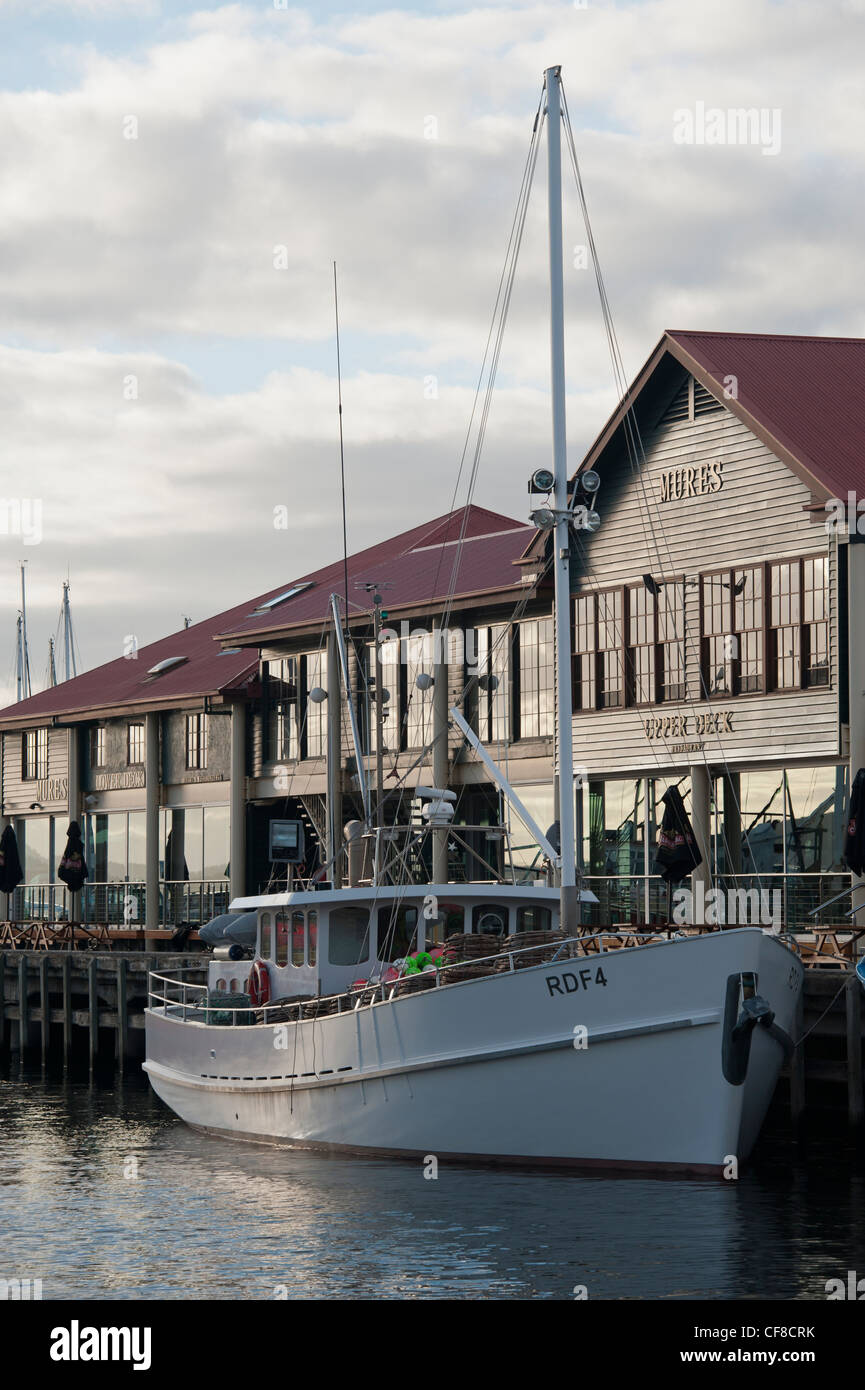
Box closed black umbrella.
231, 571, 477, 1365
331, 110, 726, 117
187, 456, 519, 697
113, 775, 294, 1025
654, 786, 703, 884
0, 824, 24, 894
58, 821, 89, 893
843, 768, 865, 877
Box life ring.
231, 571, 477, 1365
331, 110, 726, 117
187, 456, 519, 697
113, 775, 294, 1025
248, 959, 271, 1008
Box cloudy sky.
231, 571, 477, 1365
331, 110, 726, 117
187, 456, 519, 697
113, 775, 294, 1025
1, 0, 863, 704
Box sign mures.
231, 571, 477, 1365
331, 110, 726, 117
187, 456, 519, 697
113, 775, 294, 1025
659, 459, 723, 502
644, 711, 733, 740
37, 776, 68, 803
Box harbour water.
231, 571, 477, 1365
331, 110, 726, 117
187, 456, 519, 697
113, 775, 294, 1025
1, 1061, 863, 1301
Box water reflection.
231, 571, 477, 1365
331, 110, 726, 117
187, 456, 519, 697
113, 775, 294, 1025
0, 1063, 863, 1300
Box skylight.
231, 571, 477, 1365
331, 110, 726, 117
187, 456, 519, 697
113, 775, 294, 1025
146, 655, 189, 676
251, 582, 313, 615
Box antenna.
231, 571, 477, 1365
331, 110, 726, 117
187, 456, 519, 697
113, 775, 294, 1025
333, 262, 350, 635
19, 563, 32, 700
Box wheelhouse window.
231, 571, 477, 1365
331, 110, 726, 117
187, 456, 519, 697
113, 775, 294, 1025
330, 907, 370, 965
185, 712, 208, 770
303, 649, 327, 758
291, 909, 305, 966
90, 726, 106, 769
22, 727, 48, 781
127, 723, 144, 766
275, 911, 289, 966
518, 617, 554, 737
473, 623, 510, 742
377, 905, 418, 961
260, 912, 273, 960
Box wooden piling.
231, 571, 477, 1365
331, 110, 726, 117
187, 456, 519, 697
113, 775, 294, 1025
116, 957, 127, 1070
790, 984, 806, 1123
16, 954, 27, 1052
39, 955, 49, 1060
846, 970, 864, 1128
88, 956, 98, 1068
0, 951, 6, 1042
62, 954, 72, 1064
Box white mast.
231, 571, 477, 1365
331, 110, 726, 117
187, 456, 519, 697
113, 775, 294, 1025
544, 65, 578, 932
48, 635, 57, 688
62, 580, 77, 681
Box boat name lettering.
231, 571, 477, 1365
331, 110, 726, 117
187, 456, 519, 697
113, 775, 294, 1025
644, 711, 733, 740
546, 967, 608, 997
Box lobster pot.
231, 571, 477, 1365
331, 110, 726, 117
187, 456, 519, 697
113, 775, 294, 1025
205, 991, 254, 1026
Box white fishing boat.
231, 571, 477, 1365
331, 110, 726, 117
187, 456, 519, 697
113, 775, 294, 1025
144, 66, 804, 1173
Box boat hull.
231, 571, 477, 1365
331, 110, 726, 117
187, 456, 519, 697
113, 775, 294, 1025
144, 928, 802, 1173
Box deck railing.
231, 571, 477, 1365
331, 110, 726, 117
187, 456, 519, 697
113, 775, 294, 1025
5, 879, 231, 928
146, 928, 691, 1027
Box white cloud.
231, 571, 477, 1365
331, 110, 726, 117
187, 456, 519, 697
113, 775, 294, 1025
1, 0, 864, 706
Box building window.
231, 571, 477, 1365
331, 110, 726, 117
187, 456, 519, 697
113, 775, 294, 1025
658, 581, 686, 701
518, 617, 554, 737
803, 556, 830, 687
22, 727, 48, 781
303, 649, 328, 758
127, 723, 144, 766
573, 595, 596, 711
770, 561, 801, 690
473, 624, 510, 742
405, 630, 433, 749
185, 712, 208, 770
366, 636, 399, 755
597, 592, 623, 709
90, 726, 106, 768
626, 584, 655, 705
701, 567, 763, 696
266, 658, 298, 762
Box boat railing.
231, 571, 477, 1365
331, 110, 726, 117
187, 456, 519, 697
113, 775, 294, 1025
146, 927, 697, 1027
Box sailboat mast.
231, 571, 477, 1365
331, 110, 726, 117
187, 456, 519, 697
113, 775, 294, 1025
544, 65, 578, 931
19, 563, 32, 700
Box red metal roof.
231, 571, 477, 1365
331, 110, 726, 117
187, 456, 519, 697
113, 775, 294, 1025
0, 506, 531, 726
217, 505, 533, 643
667, 330, 865, 501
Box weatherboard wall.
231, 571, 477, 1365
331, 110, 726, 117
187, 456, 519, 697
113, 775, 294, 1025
568, 389, 841, 778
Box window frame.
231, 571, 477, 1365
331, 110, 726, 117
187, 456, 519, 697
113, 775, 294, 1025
22, 727, 48, 781
126, 723, 145, 767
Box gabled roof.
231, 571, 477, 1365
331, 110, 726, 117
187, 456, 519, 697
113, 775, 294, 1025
575, 329, 865, 501
217, 505, 533, 645
0, 605, 261, 728
0, 506, 532, 728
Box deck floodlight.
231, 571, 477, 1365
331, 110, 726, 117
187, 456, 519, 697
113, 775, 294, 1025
580, 469, 601, 493
530, 507, 556, 530
529, 467, 555, 494
572, 506, 601, 533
